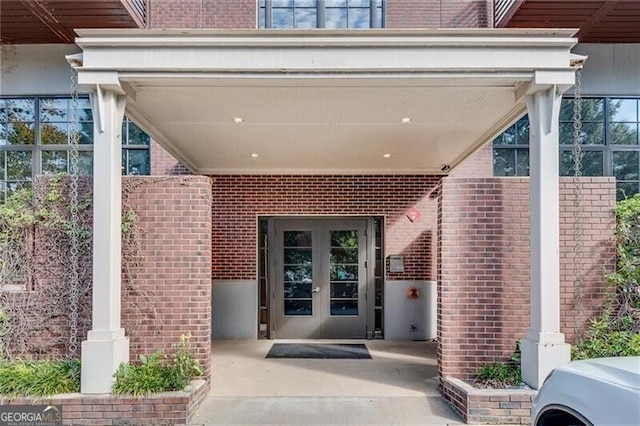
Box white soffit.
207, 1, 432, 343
74, 29, 579, 175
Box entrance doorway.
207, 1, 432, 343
261, 217, 383, 339
273, 218, 367, 339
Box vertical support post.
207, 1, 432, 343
521, 86, 571, 390
81, 85, 130, 394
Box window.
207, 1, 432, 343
493, 97, 640, 200
259, 0, 384, 29
122, 117, 151, 175
0, 96, 151, 202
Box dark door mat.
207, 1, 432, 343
266, 343, 372, 359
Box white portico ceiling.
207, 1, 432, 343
73, 29, 580, 175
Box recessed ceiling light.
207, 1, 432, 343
251, 153, 259, 158
401, 117, 412, 124
233, 117, 244, 124
383, 153, 392, 158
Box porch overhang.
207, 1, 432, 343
0, 0, 146, 44
495, 0, 640, 43
73, 29, 580, 175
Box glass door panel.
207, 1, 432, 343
329, 230, 359, 316
283, 231, 313, 316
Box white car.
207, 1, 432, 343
532, 357, 640, 426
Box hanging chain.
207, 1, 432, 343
572, 69, 585, 335
68, 68, 81, 358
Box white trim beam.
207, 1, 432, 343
75, 28, 578, 46
76, 30, 577, 75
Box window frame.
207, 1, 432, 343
121, 116, 152, 176
492, 96, 640, 200
258, 0, 385, 29
0, 95, 151, 201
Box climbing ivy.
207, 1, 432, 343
0, 176, 159, 360
0, 177, 93, 358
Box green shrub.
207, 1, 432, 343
475, 342, 522, 388
112, 334, 202, 396
167, 333, 204, 390
112, 350, 170, 396
0, 358, 80, 397
572, 317, 640, 360
476, 363, 521, 387
571, 194, 640, 360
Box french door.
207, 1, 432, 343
272, 218, 369, 339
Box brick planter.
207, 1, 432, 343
442, 377, 536, 425
1, 379, 209, 426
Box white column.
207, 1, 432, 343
81, 85, 130, 394
521, 86, 571, 390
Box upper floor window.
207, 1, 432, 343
0, 96, 150, 202
259, 0, 384, 29
493, 97, 640, 200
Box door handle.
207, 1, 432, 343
312, 287, 320, 294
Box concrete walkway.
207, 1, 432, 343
191, 340, 464, 425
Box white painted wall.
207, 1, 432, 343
212, 280, 258, 340
573, 44, 640, 96
1, 44, 83, 95
384, 281, 437, 341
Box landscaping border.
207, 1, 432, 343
442, 377, 536, 425
1, 379, 209, 426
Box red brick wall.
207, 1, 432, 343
151, 140, 191, 176
211, 175, 442, 281
386, 0, 491, 29
123, 176, 212, 376
442, 378, 536, 424
437, 177, 616, 380
149, 0, 489, 29
208, 0, 255, 29
5, 380, 210, 426
149, 0, 255, 29
24, 176, 212, 378
149, 0, 202, 29
449, 143, 494, 178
